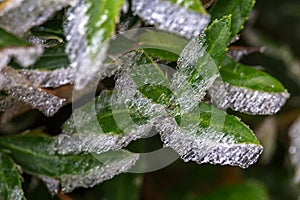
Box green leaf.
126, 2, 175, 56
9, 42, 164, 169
0, 134, 139, 193
0, 28, 30, 48
157, 103, 263, 168
198, 181, 268, 200
210, 0, 255, 38
220, 56, 286, 93
210, 57, 290, 115
167, 0, 207, 14
65, 0, 125, 89
0, 151, 26, 200
137, 30, 188, 61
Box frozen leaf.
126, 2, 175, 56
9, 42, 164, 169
210, 57, 290, 115
0, 0, 75, 37
0, 94, 17, 111
19, 67, 75, 88
0, 134, 139, 194
289, 117, 300, 184
0, 28, 43, 70
65, 0, 124, 90
156, 103, 263, 168
171, 16, 231, 112
131, 0, 210, 39
0, 151, 25, 200
210, 0, 255, 38
1, 67, 65, 116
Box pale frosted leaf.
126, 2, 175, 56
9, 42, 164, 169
41, 176, 60, 196
0, 0, 76, 37
156, 103, 263, 169
19, 67, 75, 88
65, 0, 124, 90
131, 0, 210, 39
171, 16, 231, 112
1, 67, 65, 116
289, 117, 300, 184
0, 134, 139, 194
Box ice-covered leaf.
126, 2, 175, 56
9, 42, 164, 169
19, 67, 75, 88
289, 117, 300, 184
0, 28, 43, 70
0, 134, 139, 193
171, 16, 231, 112
198, 181, 268, 200
65, 0, 124, 90
0, 67, 65, 116
167, 0, 207, 14
0, 151, 26, 200
131, 0, 210, 39
10, 45, 69, 71
210, 57, 290, 115
156, 103, 263, 168
210, 0, 255, 38
0, 0, 75, 37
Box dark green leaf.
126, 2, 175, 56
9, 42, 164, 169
210, 0, 255, 37
0, 151, 26, 200
0, 28, 30, 49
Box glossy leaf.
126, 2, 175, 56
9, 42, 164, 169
0, 134, 139, 193
210, 0, 255, 38
210, 57, 290, 115
0, 151, 26, 200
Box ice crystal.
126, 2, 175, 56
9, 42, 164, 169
131, 0, 210, 39
0, 46, 43, 69
289, 117, 300, 183
1, 67, 65, 116
9, 186, 24, 200
0, 95, 17, 111
41, 176, 60, 196
210, 81, 290, 115
64, 0, 109, 90
19, 67, 75, 88
171, 36, 218, 112
60, 151, 139, 193
156, 117, 263, 168
0, 0, 75, 37
27, 35, 64, 48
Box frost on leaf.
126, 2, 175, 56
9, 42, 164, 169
131, 0, 210, 39
60, 150, 139, 193
19, 68, 75, 88
210, 81, 290, 115
289, 117, 300, 184
156, 104, 263, 169
0, 67, 65, 116
0, 0, 75, 37
171, 35, 219, 112
64, 0, 124, 90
